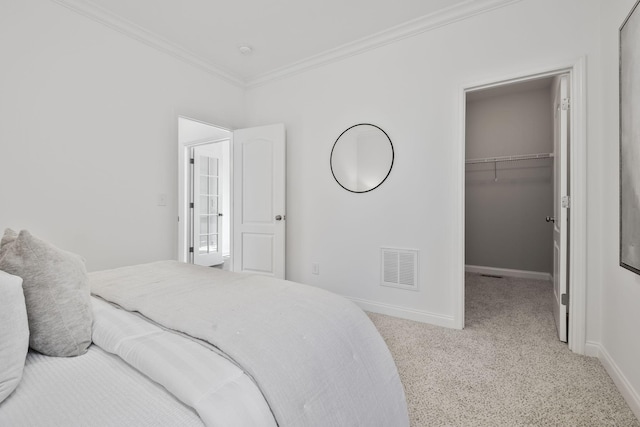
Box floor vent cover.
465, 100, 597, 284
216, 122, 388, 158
381, 248, 418, 291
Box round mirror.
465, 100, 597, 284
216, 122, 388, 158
330, 124, 394, 193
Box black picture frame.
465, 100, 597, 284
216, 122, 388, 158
330, 123, 394, 194
620, 0, 640, 275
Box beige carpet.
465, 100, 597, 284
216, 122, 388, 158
368, 273, 639, 427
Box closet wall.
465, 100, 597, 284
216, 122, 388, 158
465, 83, 554, 275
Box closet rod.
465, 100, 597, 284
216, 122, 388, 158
465, 152, 554, 165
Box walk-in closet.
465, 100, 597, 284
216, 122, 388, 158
465, 78, 555, 279
464, 77, 563, 340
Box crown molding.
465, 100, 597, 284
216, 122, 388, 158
51, 0, 245, 88
245, 0, 523, 88
52, 0, 522, 90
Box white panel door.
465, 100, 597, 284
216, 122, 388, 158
233, 124, 285, 278
552, 75, 569, 343
192, 145, 224, 266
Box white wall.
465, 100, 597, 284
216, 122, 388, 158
0, 0, 245, 271
598, 0, 640, 417
465, 86, 553, 274
245, 0, 602, 330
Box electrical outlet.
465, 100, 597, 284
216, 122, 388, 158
312, 263, 320, 275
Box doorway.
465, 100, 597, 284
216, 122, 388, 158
177, 117, 232, 268
464, 76, 564, 339
178, 120, 287, 279
457, 59, 588, 354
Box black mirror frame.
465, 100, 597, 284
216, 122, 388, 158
329, 123, 394, 194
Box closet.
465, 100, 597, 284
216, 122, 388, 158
465, 78, 555, 279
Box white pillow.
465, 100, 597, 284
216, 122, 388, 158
0, 270, 29, 403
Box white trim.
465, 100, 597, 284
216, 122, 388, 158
247, 0, 522, 87
584, 340, 601, 358
598, 344, 640, 420
566, 57, 588, 355
465, 265, 552, 282
51, 0, 244, 87
457, 57, 588, 353
51, 0, 521, 89
184, 136, 231, 147
348, 296, 456, 329
454, 72, 468, 330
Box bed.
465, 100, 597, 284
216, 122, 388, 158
0, 230, 409, 426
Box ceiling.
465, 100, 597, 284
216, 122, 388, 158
55, 0, 519, 86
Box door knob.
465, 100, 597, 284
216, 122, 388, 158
275, 215, 284, 221
546, 216, 555, 223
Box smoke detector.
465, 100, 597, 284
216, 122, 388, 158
238, 45, 253, 55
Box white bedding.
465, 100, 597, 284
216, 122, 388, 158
91, 261, 410, 427
0, 346, 204, 427
1, 260, 408, 427
91, 297, 276, 427
1, 297, 276, 427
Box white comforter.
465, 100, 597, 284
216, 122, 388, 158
92, 297, 276, 427
90, 261, 409, 427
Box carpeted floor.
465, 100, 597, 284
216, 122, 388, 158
368, 273, 640, 427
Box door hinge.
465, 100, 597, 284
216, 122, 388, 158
561, 293, 568, 306
561, 196, 571, 208
190, 158, 194, 164
189, 247, 194, 253
561, 97, 570, 110
190, 202, 194, 209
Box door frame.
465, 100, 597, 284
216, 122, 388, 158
455, 57, 587, 354
177, 116, 233, 270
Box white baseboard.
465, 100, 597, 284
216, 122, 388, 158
594, 342, 640, 420
346, 296, 457, 329
465, 265, 552, 281
584, 340, 601, 358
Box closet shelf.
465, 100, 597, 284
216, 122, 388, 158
465, 152, 553, 165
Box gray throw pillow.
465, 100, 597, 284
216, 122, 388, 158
0, 230, 92, 357
0, 270, 29, 403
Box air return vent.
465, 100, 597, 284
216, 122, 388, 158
381, 248, 418, 291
